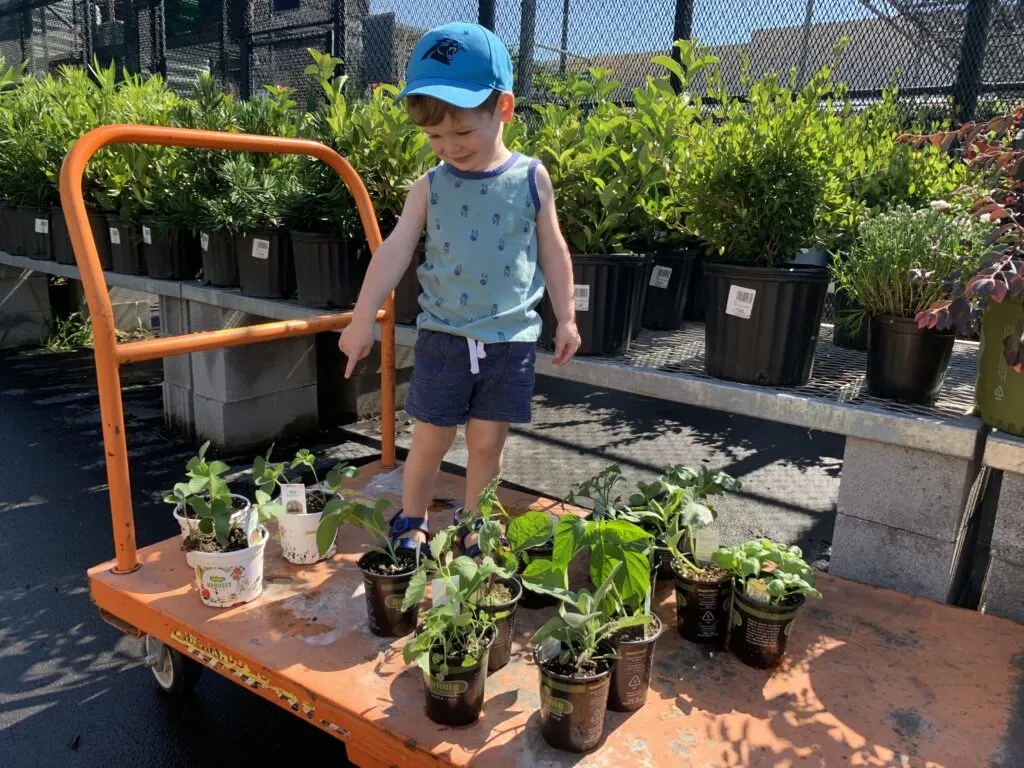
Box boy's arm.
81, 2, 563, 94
534, 165, 581, 366
340, 174, 429, 377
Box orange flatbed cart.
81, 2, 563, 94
73, 127, 1023, 768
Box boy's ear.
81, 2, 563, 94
497, 92, 515, 123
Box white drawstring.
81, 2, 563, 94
467, 338, 486, 374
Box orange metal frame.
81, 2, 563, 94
60, 124, 397, 576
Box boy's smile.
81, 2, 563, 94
423, 94, 514, 173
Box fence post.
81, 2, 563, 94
518, 0, 536, 98
952, 0, 995, 122
153, 0, 168, 78
670, 0, 694, 93
83, 0, 95, 67
240, 0, 252, 99
20, 4, 30, 68
479, 0, 496, 31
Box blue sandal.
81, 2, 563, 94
388, 509, 431, 557
456, 516, 508, 559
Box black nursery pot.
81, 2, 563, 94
475, 576, 522, 673
833, 290, 868, 350
730, 584, 806, 669
422, 630, 494, 726
673, 562, 733, 649
141, 216, 199, 280
200, 230, 238, 287
540, 253, 646, 356
106, 214, 146, 275
867, 315, 955, 404
66, 207, 113, 270
0, 201, 15, 253
536, 648, 613, 753
704, 262, 829, 386
632, 254, 654, 338
516, 543, 558, 609
51, 207, 74, 265
683, 250, 707, 321
237, 229, 294, 299
357, 551, 418, 638
607, 614, 664, 712
292, 231, 371, 309
21, 207, 52, 260
642, 248, 697, 331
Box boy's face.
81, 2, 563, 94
423, 94, 513, 172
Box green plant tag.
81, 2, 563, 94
281, 484, 307, 515
693, 529, 719, 563
745, 578, 771, 605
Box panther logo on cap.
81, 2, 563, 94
423, 37, 463, 65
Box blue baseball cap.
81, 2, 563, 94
397, 23, 513, 108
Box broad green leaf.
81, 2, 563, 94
507, 510, 553, 552
316, 510, 341, 556
401, 568, 428, 611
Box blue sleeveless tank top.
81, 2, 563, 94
417, 152, 545, 343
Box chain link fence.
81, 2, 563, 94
0, 1, 1020, 119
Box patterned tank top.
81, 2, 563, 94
417, 152, 545, 343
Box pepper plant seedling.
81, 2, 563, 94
314, 496, 399, 563
163, 441, 236, 548
252, 445, 358, 520
475, 477, 555, 573
712, 538, 822, 604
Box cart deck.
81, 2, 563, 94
89, 461, 1024, 768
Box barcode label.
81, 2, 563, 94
252, 238, 270, 260
725, 285, 756, 319
109, 227, 121, 245
142, 225, 152, 245
200, 232, 210, 251
34, 218, 49, 234
574, 284, 590, 312
649, 265, 672, 289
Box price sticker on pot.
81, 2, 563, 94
109, 227, 121, 245
34, 218, 49, 234
726, 284, 756, 319
746, 578, 771, 605
200, 232, 210, 252
649, 265, 672, 289
432, 575, 459, 614
281, 484, 307, 515
252, 238, 270, 260
693, 528, 719, 563
573, 284, 590, 312
142, 225, 152, 245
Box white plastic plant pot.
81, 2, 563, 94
276, 485, 340, 565
185, 526, 269, 609
173, 494, 258, 546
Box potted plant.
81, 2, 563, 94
677, 64, 842, 386
400, 554, 498, 726
164, 441, 257, 545
832, 204, 992, 402
252, 447, 359, 565
712, 538, 822, 669
908, 110, 1024, 434
316, 497, 419, 637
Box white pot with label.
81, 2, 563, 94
173, 494, 259, 546
276, 484, 341, 564
186, 526, 269, 608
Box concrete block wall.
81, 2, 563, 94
0, 265, 51, 348
980, 433, 1024, 623
72, 282, 153, 332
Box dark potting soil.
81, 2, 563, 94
181, 526, 248, 554
678, 563, 730, 583
542, 658, 610, 681
360, 548, 417, 576
305, 490, 333, 514
477, 582, 513, 606
610, 616, 660, 643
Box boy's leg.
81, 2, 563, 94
400, 421, 457, 543
464, 418, 510, 514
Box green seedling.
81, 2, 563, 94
314, 496, 399, 563
251, 445, 358, 520
712, 538, 823, 604
163, 441, 235, 547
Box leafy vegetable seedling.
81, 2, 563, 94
252, 445, 358, 519
164, 441, 241, 550
712, 538, 822, 604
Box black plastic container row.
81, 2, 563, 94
292, 231, 372, 309
140, 215, 201, 280
201, 230, 238, 287
52, 207, 113, 269
237, 229, 294, 299
867, 315, 955, 404
106, 214, 146, 276
642, 248, 697, 331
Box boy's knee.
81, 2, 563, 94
413, 422, 457, 455
467, 422, 508, 457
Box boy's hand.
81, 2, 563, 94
552, 320, 581, 366
339, 319, 376, 378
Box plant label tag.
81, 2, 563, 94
725, 285, 756, 319
431, 576, 460, 614
693, 529, 720, 563
538, 637, 561, 662
34, 218, 49, 234
109, 227, 121, 245
142, 225, 152, 245
281, 483, 307, 515
252, 238, 270, 260
650, 265, 672, 289
573, 284, 590, 312
746, 578, 771, 605
200, 232, 210, 251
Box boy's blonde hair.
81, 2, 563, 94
407, 90, 502, 127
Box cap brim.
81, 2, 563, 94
396, 78, 494, 108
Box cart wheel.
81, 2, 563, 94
144, 636, 203, 695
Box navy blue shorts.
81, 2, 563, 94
405, 330, 536, 426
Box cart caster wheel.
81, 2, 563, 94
144, 636, 202, 695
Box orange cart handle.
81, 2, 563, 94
59, 125, 396, 574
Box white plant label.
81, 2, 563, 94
745, 578, 771, 605
574, 284, 591, 312
34, 218, 49, 234
109, 227, 121, 245
281, 483, 307, 515
725, 284, 756, 319
142, 225, 152, 245
431, 575, 459, 614
252, 238, 270, 260
649, 265, 672, 289
200, 232, 210, 252
693, 528, 720, 563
